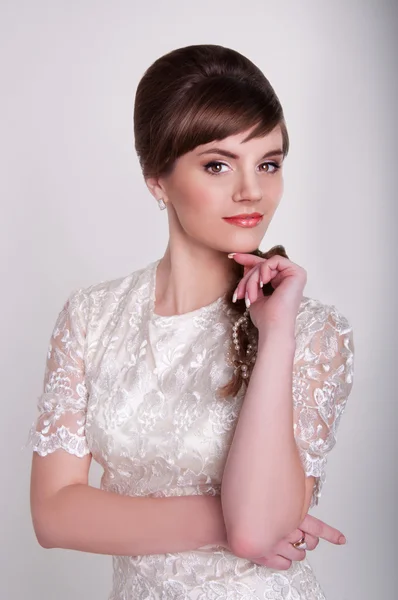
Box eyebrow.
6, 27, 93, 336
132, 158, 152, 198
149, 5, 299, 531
197, 147, 284, 160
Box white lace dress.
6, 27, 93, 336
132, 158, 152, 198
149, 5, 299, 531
26, 258, 355, 600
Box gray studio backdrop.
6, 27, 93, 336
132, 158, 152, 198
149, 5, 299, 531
1, 1, 396, 599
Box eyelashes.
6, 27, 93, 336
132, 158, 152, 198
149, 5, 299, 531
203, 160, 282, 176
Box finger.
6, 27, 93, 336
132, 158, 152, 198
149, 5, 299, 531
285, 528, 304, 543
283, 528, 318, 551
233, 264, 263, 302
282, 528, 318, 551
234, 259, 276, 303
262, 255, 306, 287
304, 534, 319, 551
235, 254, 297, 302
277, 543, 306, 562
245, 268, 262, 307
258, 260, 278, 289
228, 253, 268, 268
273, 535, 307, 562
300, 514, 346, 545
230, 253, 294, 274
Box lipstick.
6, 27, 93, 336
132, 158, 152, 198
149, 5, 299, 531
223, 213, 263, 228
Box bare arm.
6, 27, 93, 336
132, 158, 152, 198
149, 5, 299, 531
29, 289, 229, 557
221, 302, 354, 559
31, 451, 227, 555
221, 328, 306, 557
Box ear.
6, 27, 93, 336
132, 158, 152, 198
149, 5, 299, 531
145, 177, 168, 203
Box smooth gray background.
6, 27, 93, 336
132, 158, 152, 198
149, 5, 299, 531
1, 1, 397, 598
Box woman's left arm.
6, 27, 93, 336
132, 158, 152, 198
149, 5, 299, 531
221, 325, 307, 558
221, 253, 355, 559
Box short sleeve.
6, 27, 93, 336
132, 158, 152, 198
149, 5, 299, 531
25, 288, 91, 457
292, 302, 355, 508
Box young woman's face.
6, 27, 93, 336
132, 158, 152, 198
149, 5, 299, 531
152, 124, 284, 254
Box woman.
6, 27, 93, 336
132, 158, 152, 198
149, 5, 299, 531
27, 44, 355, 599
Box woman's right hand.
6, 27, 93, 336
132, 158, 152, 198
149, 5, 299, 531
225, 514, 347, 570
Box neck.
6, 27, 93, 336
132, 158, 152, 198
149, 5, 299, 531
154, 242, 239, 317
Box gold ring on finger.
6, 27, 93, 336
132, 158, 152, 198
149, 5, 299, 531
292, 536, 307, 550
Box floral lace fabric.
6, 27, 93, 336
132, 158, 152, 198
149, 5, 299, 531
25, 258, 355, 599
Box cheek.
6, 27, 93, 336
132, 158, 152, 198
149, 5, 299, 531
263, 173, 283, 192
173, 177, 222, 217
263, 176, 284, 206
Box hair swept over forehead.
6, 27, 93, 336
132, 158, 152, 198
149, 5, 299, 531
134, 44, 289, 178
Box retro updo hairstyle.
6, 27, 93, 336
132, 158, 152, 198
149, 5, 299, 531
133, 44, 290, 397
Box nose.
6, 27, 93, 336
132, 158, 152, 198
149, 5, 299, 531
232, 171, 263, 203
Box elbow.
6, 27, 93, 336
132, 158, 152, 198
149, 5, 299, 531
31, 510, 59, 550
36, 533, 54, 549
33, 523, 56, 549
227, 528, 281, 559
228, 513, 303, 559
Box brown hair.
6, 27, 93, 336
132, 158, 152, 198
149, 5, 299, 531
133, 44, 290, 397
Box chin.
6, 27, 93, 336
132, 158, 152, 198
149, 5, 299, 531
227, 234, 264, 254
195, 230, 264, 255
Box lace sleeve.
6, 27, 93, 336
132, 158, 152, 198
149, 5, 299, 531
293, 302, 355, 508
26, 288, 91, 457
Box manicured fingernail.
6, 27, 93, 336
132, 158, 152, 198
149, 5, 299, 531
228, 253, 236, 258
259, 279, 263, 288
338, 535, 346, 545
245, 292, 250, 308
232, 290, 238, 303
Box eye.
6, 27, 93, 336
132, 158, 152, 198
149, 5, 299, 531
203, 160, 282, 176
203, 161, 229, 175
259, 161, 281, 173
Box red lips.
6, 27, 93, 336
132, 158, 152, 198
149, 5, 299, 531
224, 213, 263, 219
223, 213, 264, 228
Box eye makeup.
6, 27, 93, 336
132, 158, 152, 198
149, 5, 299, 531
203, 160, 282, 176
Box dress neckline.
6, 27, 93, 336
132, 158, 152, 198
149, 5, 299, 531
149, 259, 228, 322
